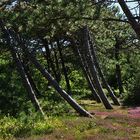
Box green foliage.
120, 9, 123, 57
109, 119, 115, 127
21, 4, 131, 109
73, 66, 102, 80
69, 70, 89, 95
123, 73, 140, 106
121, 50, 140, 106
69, 70, 85, 87
0, 55, 27, 116
0, 113, 60, 139
42, 99, 72, 116
1, 1, 140, 139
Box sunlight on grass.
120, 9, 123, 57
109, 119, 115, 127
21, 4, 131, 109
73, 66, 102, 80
1, 100, 140, 140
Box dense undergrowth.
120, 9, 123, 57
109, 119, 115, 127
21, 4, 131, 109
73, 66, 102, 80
0, 113, 63, 139
0, 1, 140, 139
1, 102, 140, 140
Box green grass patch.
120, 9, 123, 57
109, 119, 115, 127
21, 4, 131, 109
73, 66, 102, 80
0, 114, 63, 140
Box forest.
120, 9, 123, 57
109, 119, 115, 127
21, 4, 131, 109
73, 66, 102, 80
0, 0, 140, 139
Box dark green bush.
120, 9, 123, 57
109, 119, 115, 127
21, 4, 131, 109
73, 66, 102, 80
123, 73, 140, 106
0, 113, 61, 139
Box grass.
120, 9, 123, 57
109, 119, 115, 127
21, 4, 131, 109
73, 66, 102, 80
0, 114, 62, 140
1, 100, 140, 140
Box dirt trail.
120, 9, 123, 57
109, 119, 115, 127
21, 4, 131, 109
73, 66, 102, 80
90, 107, 140, 119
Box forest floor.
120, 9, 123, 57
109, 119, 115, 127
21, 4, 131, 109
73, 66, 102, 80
17, 100, 140, 140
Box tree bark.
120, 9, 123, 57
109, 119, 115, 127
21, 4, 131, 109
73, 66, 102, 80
71, 43, 101, 102
22, 59, 44, 97
88, 32, 120, 105
78, 26, 113, 109
0, 20, 93, 117
76, 46, 101, 103
42, 39, 60, 83
57, 39, 72, 95
27, 52, 93, 117
118, 0, 140, 39
11, 48, 44, 115
52, 45, 61, 83
115, 38, 123, 96
0, 20, 44, 116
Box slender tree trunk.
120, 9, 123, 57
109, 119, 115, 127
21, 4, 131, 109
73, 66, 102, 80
11, 48, 44, 115
57, 39, 72, 95
1, 20, 93, 117
118, 0, 140, 39
76, 46, 101, 103
88, 32, 120, 105
116, 64, 123, 95
79, 26, 113, 109
22, 58, 44, 97
26, 52, 93, 117
115, 38, 123, 96
52, 46, 61, 83
0, 20, 44, 116
42, 39, 60, 82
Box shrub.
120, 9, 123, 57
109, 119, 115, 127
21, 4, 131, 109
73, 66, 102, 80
0, 113, 59, 139
123, 73, 140, 106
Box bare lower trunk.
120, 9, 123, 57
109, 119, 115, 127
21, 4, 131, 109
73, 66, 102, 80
11, 48, 44, 115
42, 39, 60, 82
27, 52, 92, 117
88, 32, 120, 105
116, 64, 123, 95
1, 20, 92, 117
57, 39, 72, 95
115, 38, 123, 96
22, 60, 44, 97
52, 46, 61, 83
71, 43, 101, 102
0, 20, 44, 116
76, 46, 101, 103
78, 26, 113, 109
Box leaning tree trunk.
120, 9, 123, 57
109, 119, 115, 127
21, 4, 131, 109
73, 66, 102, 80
26, 52, 93, 117
78, 26, 113, 109
1, 19, 93, 117
118, 0, 140, 39
115, 37, 123, 96
71, 43, 101, 102
99, 0, 140, 39
22, 58, 44, 97
75, 45, 101, 103
57, 39, 72, 95
11, 48, 44, 115
88, 32, 120, 106
0, 20, 44, 116
52, 45, 61, 83
42, 39, 60, 83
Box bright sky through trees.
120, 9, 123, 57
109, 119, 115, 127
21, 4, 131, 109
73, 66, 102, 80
116, 1, 139, 15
